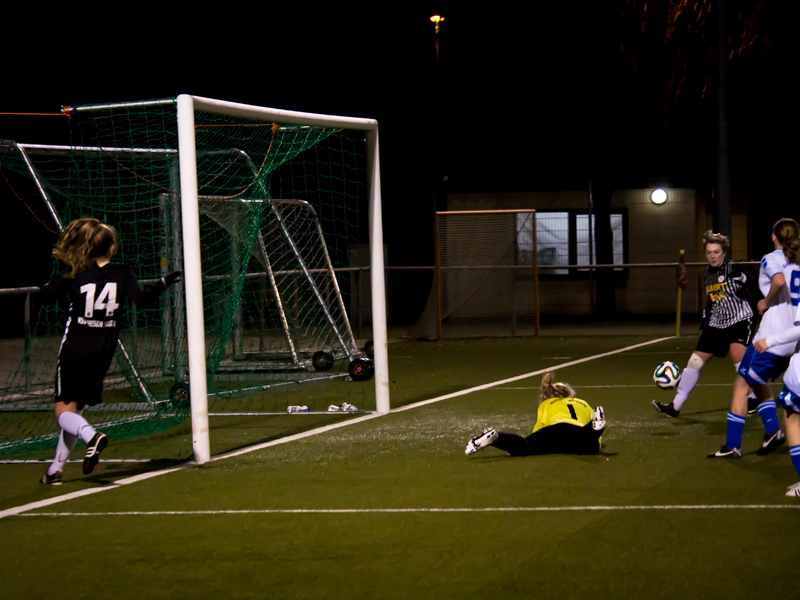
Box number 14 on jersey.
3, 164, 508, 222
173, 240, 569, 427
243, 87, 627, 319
80, 283, 120, 317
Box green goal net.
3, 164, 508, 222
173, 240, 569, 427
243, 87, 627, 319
0, 98, 374, 461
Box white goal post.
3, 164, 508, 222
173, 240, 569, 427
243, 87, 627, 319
176, 95, 389, 464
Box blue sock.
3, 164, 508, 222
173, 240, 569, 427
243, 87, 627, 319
757, 401, 780, 434
791, 445, 800, 480
726, 412, 746, 449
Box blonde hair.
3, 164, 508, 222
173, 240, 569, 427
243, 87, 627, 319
703, 230, 730, 250
539, 371, 576, 403
773, 218, 800, 266
52, 218, 118, 279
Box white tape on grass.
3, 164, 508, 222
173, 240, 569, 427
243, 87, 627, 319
16, 505, 800, 517
1, 336, 674, 520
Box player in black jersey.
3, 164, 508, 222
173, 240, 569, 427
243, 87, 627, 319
653, 231, 758, 418
39, 218, 180, 484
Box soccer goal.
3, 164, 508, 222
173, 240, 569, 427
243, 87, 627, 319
0, 96, 389, 464
407, 210, 540, 340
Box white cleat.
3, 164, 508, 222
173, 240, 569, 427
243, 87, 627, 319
786, 481, 800, 497
465, 428, 498, 456
592, 406, 606, 431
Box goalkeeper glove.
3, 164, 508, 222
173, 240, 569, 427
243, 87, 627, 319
161, 271, 182, 288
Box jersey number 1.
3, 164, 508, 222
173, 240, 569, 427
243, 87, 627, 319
80, 283, 120, 317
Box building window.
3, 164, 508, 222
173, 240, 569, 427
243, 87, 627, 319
517, 210, 627, 277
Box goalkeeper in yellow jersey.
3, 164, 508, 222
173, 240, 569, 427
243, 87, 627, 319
465, 371, 605, 456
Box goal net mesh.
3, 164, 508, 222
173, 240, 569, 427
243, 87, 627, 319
0, 99, 371, 460
408, 211, 539, 339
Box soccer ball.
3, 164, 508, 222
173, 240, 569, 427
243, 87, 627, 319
653, 361, 681, 390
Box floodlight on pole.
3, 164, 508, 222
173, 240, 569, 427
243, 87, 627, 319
430, 15, 445, 60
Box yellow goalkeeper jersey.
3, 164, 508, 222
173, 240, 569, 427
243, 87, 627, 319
532, 397, 594, 432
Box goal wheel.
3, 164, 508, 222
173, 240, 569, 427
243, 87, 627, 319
364, 340, 374, 359
349, 358, 374, 381
312, 351, 335, 371
169, 382, 190, 408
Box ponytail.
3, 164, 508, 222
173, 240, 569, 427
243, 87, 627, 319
539, 371, 576, 403
773, 218, 800, 266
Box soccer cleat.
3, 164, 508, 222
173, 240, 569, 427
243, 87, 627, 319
786, 482, 800, 497
707, 445, 741, 458
756, 429, 785, 455
465, 428, 498, 456
652, 400, 680, 417
40, 471, 62, 485
746, 394, 759, 417
82, 433, 109, 474
592, 406, 606, 431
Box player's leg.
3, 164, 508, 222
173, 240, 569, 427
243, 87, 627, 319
465, 428, 499, 455
653, 350, 710, 417
735, 344, 789, 453
728, 342, 757, 414
54, 400, 98, 444
785, 412, 800, 497
54, 362, 109, 475
42, 428, 78, 485
503, 423, 602, 456
777, 356, 800, 496
491, 431, 540, 456
708, 374, 752, 458
754, 386, 786, 455
673, 350, 712, 410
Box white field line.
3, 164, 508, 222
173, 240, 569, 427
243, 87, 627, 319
0, 336, 674, 520
498, 383, 735, 390
391, 337, 675, 413
16, 505, 800, 517
0, 459, 153, 464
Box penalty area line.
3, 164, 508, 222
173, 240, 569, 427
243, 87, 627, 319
14, 504, 800, 517
392, 336, 675, 413
0, 336, 672, 521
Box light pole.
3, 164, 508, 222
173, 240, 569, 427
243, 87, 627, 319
430, 15, 445, 60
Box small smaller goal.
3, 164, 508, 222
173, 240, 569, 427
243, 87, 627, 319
424, 209, 539, 340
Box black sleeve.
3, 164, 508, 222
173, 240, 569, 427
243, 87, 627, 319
124, 267, 166, 308
732, 262, 762, 311
38, 272, 70, 302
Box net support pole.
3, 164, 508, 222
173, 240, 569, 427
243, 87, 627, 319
676, 249, 684, 338
366, 129, 390, 414
176, 95, 210, 464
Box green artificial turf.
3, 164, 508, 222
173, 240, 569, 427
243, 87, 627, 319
2, 334, 798, 599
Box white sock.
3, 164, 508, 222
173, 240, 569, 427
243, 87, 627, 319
48, 430, 78, 475
673, 367, 701, 411
58, 411, 96, 443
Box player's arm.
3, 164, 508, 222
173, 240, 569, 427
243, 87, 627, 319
38, 272, 70, 301
757, 272, 786, 315
126, 270, 182, 308
733, 264, 760, 308
756, 304, 800, 352
701, 295, 712, 329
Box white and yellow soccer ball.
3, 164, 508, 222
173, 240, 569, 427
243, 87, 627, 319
653, 361, 682, 390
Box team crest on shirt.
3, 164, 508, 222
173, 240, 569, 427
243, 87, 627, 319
718, 276, 724, 283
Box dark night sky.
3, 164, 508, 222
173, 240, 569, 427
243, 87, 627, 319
3, 2, 799, 274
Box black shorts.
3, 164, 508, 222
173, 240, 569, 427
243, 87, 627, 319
54, 357, 110, 409
696, 320, 755, 358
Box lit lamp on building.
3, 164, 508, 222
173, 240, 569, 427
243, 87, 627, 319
651, 189, 668, 205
